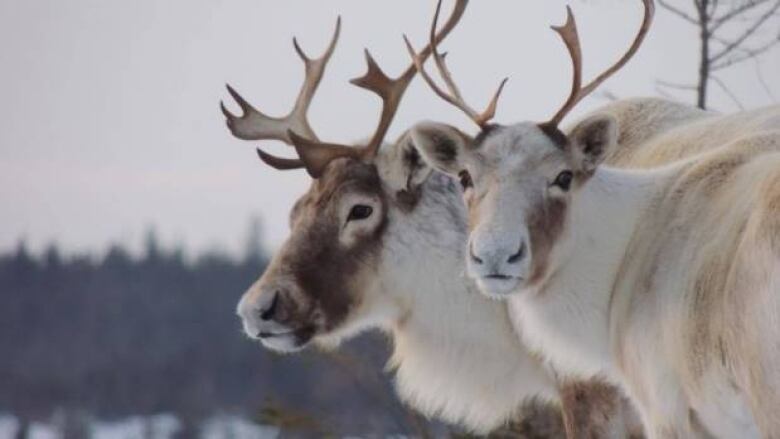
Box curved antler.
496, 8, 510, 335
547, 0, 655, 127
284, 0, 469, 178
221, 17, 342, 170
404, 0, 507, 129
346, 0, 469, 160
223, 1, 469, 178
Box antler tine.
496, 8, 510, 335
347, 0, 469, 159
578, 0, 654, 103
405, 0, 507, 129
290, 16, 342, 137
547, 7, 583, 127
250, 1, 469, 177
255, 148, 305, 170
221, 17, 341, 146
347, 49, 402, 160
548, 0, 655, 126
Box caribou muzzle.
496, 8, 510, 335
237, 278, 317, 353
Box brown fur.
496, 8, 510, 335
486, 402, 567, 439
465, 191, 485, 233
256, 158, 388, 339
526, 198, 568, 286
559, 380, 626, 439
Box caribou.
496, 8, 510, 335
223, 3, 561, 434
408, 0, 780, 437
220, 1, 653, 436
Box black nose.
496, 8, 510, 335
259, 292, 280, 321
507, 242, 526, 264
469, 243, 483, 265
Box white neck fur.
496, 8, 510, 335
379, 174, 557, 432
508, 164, 676, 381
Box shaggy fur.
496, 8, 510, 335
411, 98, 780, 438
239, 132, 562, 434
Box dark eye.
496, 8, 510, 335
347, 205, 373, 222
553, 170, 574, 191
458, 170, 473, 191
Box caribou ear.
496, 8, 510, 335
409, 121, 472, 176
568, 114, 617, 174
376, 131, 434, 211
387, 132, 433, 186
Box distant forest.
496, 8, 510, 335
0, 228, 445, 437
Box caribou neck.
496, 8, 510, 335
377, 173, 557, 432
509, 163, 678, 381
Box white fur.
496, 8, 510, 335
369, 171, 558, 432
451, 103, 780, 438
507, 160, 769, 438
245, 98, 745, 435
508, 166, 667, 380
240, 147, 560, 433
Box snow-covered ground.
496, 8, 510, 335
0, 415, 19, 438
0, 413, 279, 439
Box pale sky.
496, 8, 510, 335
1, 0, 778, 257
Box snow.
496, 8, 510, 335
0, 412, 280, 439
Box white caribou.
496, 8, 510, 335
408, 0, 780, 437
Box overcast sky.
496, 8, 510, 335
1, 0, 778, 257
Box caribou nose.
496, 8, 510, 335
506, 242, 526, 264
469, 242, 484, 265
237, 283, 293, 340
259, 291, 280, 321
469, 234, 528, 279
254, 288, 291, 324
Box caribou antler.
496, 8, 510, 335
220, 17, 342, 170
547, 0, 655, 127
404, 1, 507, 129
222, 1, 469, 178
282, 0, 469, 177
343, 0, 469, 160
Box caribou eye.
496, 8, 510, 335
458, 170, 473, 191
347, 205, 373, 221
553, 170, 574, 191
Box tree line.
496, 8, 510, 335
0, 231, 442, 437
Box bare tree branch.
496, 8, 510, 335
655, 84, 679, 100
710, 1, 780, 62
658, 0, 779, 109
753, 57, 778, 102
658, 0, 699, 24
712, 34, 780, 69
709, 0, 722, 20
657, 79, 698, 90
711, 0, 772, 32
597, 89, 619, 102
710, 76, 745, 109
697, 0, 712, 109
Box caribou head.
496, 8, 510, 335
224, 1, 468, 352
409, 0, 654, 297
